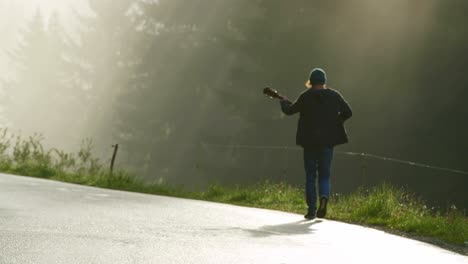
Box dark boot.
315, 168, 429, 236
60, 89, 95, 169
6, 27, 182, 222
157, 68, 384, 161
304, 209, 316, 220
316, 197, 328, 218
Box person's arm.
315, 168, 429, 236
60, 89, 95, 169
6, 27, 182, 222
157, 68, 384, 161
337, 93, 352, 122
280, 94, 303, 115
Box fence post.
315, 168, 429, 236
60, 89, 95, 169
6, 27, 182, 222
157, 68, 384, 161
282, 146, 288, 182
110, 144, 119, 176
361, 153, 367, 187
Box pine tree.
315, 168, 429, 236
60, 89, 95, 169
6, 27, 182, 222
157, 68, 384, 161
6, 10, 50, 134
4, 9, 83, 146
109, 0, 269, 179
68, 0, 142, 150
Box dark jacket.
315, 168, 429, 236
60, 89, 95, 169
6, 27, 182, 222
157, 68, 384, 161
280, 88, 352, 147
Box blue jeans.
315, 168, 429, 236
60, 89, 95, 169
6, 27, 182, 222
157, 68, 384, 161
303, 146, 334, 212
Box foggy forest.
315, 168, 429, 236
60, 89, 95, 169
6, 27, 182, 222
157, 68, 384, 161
0, 0, 467, 210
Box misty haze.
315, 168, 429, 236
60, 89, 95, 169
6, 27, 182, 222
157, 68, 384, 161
0, 0, 467, 212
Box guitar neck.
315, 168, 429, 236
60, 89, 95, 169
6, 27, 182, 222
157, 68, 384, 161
263, 87, 286, 100
274, 93, 285, 100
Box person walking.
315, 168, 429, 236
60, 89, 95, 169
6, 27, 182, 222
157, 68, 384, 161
280, 68, 352, 220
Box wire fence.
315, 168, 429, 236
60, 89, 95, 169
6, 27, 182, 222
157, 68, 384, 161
115, 142, 467, 209
203, 143, 468, 175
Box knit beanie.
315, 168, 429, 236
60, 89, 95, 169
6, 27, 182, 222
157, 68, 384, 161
309, 68, 327, 85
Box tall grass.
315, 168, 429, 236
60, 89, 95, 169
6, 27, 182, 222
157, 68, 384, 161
0, 129, 128, 187
0, 128, 466, 247
329, 185, 467, 244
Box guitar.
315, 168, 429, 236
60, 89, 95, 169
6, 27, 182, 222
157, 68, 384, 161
263, 87, 286, 100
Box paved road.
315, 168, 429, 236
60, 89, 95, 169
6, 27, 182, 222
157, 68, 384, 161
0, 174, 466, 264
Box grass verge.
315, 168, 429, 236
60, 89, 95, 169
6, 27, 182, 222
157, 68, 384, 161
0, 129, 466, 252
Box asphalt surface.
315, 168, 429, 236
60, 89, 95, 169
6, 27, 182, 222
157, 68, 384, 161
0, 174, 466, 264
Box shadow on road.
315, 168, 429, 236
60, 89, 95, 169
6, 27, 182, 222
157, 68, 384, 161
204, 219, 322, 238
243, 219, 322, 238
